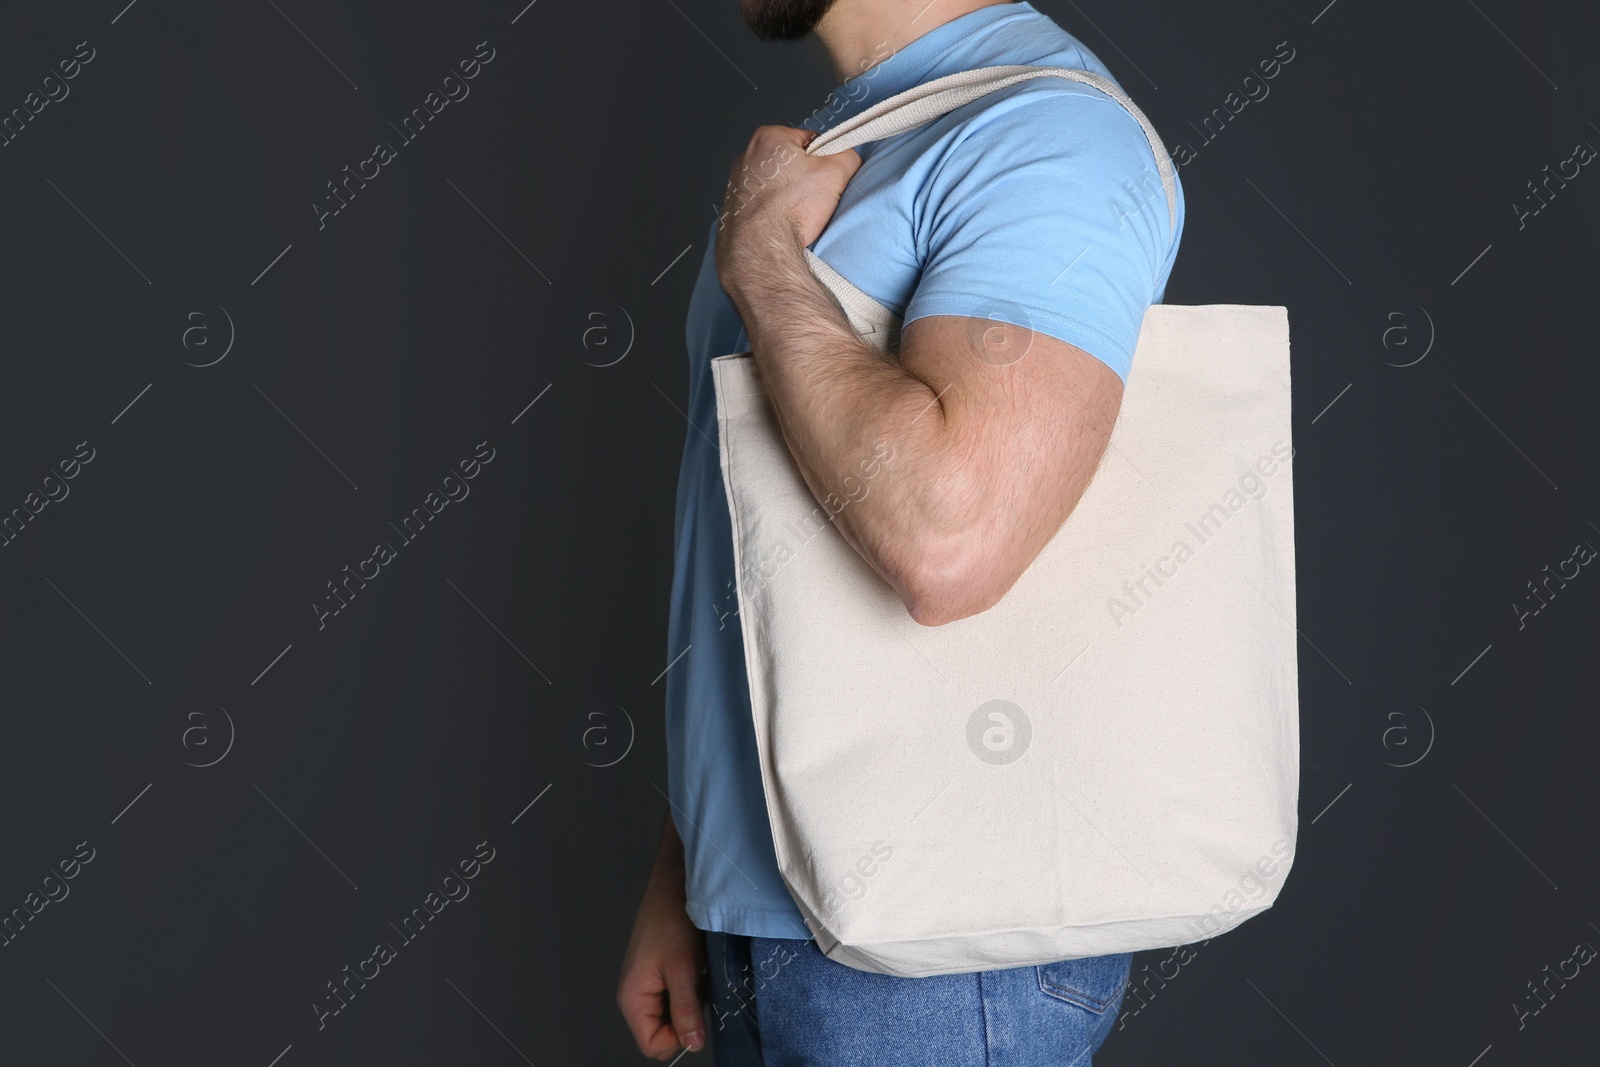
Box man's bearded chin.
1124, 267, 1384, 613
739, 0, 840, 40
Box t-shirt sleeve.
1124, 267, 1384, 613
904, 85, 1181, 382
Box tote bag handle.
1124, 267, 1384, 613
803, 63, 1178, 238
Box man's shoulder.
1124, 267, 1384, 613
915, 71, 1171, 232
943, 71, 1156, 159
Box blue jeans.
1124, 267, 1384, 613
704, 932, 1130, 1066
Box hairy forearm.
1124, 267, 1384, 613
707, 127, 1096, 625
722, 228, 979, 620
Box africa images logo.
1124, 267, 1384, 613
966, 699, 1031, 765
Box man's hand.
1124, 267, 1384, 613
715, 126, 860, 299
617, 813, 708, 1060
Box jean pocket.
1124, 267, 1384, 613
1036, 953, 1132, 1014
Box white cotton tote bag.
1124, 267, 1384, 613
711, 65, 1299, 978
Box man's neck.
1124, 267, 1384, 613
815, 0, 1014, 83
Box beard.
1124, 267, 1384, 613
739, 0, 840, 40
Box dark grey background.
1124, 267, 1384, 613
1, 0, 1596, 1063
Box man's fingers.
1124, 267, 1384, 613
825, 145, 862, 180
746, 123, 813, 153
665, 964, 707, 1054
617, 979, 681, 1059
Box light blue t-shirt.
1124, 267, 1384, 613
665, 1, 1185, 938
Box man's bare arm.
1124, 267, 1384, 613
717, 127, 1124, 626
616, 812, 707, 1059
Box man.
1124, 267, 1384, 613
619, 0, 1185, 1062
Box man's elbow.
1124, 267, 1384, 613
907, 594, 987, 628
899, 539, 1010, 627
